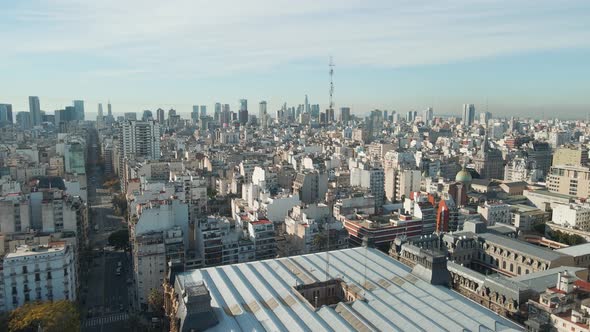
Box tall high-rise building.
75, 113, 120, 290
0, 103, 13, 126
119, 120, 161, 161
238, 99, 248, 125
142, 110, 153, 121
340, 107, 351, 123
423, 107, 434, 123
221, 104, 231, 126
258, 101, 267, 119
214, 102, 222, 123
480, 111, 492, 126
407, 110, 414, 122
16, 112, 31, 129
107, 101, 112, 116
191, 105, 200, 124
29, 96, 41, 126
462, 104, 476, 126
311, 104, 320, 120
73, 100, 85, 121
200, 105, 207, 117
97, 103, 104, 129
304, 95, 310, 114
156, 108, 165, 123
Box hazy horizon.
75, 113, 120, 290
1, 1, 589, 119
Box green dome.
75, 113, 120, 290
455, 168, 472, 183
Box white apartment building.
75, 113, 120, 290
119, 120, 161, 161
552, 203, 590, 231
477, 202, 511, 226
0, 196, 31, 233
2, 244, 77, 311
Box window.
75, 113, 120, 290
22, 266, 28, 274
35, 273, 40, 281
47, 272, 52, 280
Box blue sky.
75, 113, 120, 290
1, 0, 589, 118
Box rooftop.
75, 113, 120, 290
477, 233, 570, 262
556, 243, 590, 257
6, 244, 65, 258
175, 247, 522, 331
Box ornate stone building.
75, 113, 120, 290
448, 261, 533, 322
474, 134, 505, 180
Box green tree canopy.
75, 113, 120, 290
148, 288, 164, 315
8, 300, 80, 332
108, 229, 130, 250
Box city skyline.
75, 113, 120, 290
1, 1, 589, 118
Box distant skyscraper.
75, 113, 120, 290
304, 95, 310, 114
107, 101, 112, 116
311, 104, 320, 120
124, 112, 137, 121
462, 104, 476, 126
156, 108, 165, 123
16, 111, 31, 129
238, 99, 248, 125
259, 101, 267, 119
480, 111, 492, 126
97, 103, 104, 129
73, 100, 85, 121
340, 107, 351, 123
29, 96, 41, 126
200, 105, 207, 117
407, 111, 414, 122
0, 103, 13, 125
142, 110, 153, 121
214, 102, 222, 123
167, 108, 176, 121
423, 107, 434, 123
221, 104, 231, 126
191, 105, 200, 123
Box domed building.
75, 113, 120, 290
455, 167, 473, 184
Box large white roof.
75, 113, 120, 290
176, 247, 523, 332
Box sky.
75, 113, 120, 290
1, 0, 589, 119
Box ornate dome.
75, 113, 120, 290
455, 167, 473, 183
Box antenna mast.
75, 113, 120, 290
329, 56, 335, 114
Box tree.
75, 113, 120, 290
312, 233, 328, 251
533, 223, 546, 235
112, 194, 128, 216
548, 230, 586, 246
108, 229, 130, 250
8, 300, 80, 332
148, 288, 164, 316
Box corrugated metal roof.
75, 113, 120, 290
177, 248, 523, 332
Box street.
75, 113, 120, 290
81, 128, 134, 332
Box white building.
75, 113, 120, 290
477, 202, 511, 226
2, 244, 77, 311
552, 203, 590, 231
119, 120, 161, 161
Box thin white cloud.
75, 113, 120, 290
1, 0, 589, 78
